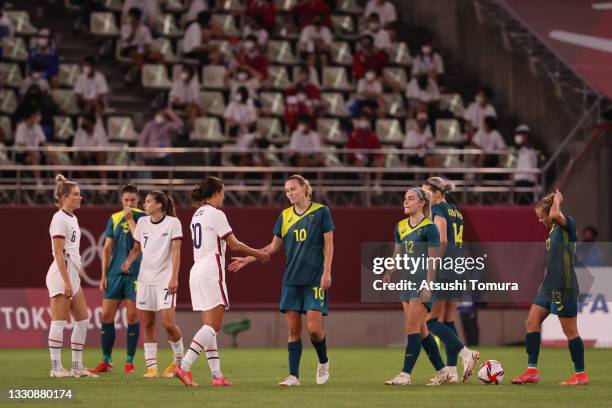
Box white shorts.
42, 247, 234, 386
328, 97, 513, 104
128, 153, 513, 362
136, 282, 176, 311
46, 260, 81, 298
189, 273, 229, 312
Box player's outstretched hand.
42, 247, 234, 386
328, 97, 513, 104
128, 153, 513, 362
168, 277, 178, 294
228, 257, 248, 273
554, 189, 564, 204
121, 261, 131, 273
99, 277, 107, 291
255, 250, 270, 264
320, 272, 332, 290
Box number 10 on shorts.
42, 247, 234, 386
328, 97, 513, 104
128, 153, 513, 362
313, 287, 325, 300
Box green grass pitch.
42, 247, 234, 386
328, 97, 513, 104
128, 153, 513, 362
1, 347, 611, 407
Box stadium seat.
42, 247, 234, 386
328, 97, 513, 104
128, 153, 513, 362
64, 0, 82, 10
0, 63, 23, 88
0, 147, 12, 165
210, 40, 232, 63
383, 93, 406, 118
103, 0, 123, 12
6, 11, 37, 35
153, 13, 183, 38
219, 0, 246, 12
376, 119, 403, 145
264, 145, 285, 166
441, 151, 463, 168
331, 41, 353, 66
292, 65, 320, 86
150, 38, 180, 63
107, 116, 138, 142
317, 118, 346, 145
273, 21, 299, 40
260, 92, 285, 117
337, 0, 363, 14
439, 93, 465, 118
107, 142, 129, 165
324, 146, 346, 167
0, 115, 13, 143
502, 151, 518, 168
58, 63, 80, 88
1, 37, 28, 62
200, 91, 226, 117
405, 118, 417, 133
212, 14, 240, 37
202, 65, 227, 89
435, 118, 463, 144
274, 0, 297, 12
322, 67, 352, 91
331, 15, 355, 37
257, 118, 287, 144
141, 64, 172, 90
388, 42, 412, 66
321, 92, 350, 117
265, 66, 290, 90
90, 12, 120, 37
383, 68, 407, 90
0, 89, 17, 114
267, 40, 297, 65
386, 152, 406, 168
190, 117, 227, 144
53, 116, 75, 141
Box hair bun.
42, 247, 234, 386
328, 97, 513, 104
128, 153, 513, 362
55, 174, 67, 183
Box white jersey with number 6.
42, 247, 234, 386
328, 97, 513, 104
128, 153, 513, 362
134, 215, 183, 285
49, 210, 82, 269
190, 204, 233, 280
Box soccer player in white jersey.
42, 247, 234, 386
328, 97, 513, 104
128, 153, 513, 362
122, 190, 185, 379
173, 177, 269, 387
46, 174, 98, 378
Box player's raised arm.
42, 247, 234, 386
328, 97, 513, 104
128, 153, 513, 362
549, 189, 566, 227
224, 233, 270, 263
228, 235, 283, 273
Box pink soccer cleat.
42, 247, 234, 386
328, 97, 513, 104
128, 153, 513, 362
212, 376, 233, 386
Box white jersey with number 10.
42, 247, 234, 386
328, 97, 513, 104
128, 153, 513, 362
190, 204, 233, 281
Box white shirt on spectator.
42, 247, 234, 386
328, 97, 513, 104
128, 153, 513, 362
403, 127, 434, 150
74, 71, 109, 100
473, 128, 506, 153
243, 26, 269, 46
412, 53, 445, 76
73, 123, 108, 148
364, 0, 397, 26
185, 0, 208, 24
229, 78, 261, 100
464, 102, 496, 130
406, 78, 440, 103
514, 145, 538, 182
357, 78, 383, 97
299, 25, 333, 48
122, 0, 159, 23
182, 22, 202, 53
289, 128, 322, 152
15, 122, 46, 146
19, 76, 50, 96
120, 23, 153, 48
364, 28, 392, 51
224, 99, 258, 126
169, 76, 200, 105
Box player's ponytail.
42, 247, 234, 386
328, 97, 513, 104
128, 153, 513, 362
425, 176, 455, 195
191, 176, 224, 206
287, 174, 312, 200
536, 193, 555, 214
148, 190, 177, 217
54, 174, 78, 208
165, 194, 177, 217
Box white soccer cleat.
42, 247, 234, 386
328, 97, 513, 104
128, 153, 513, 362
71, 369, 99, 378
49, 368, 73, 378
385, 372, 411, 385
427, 367, 450, 385
461, 349, 480, 382
316, 361, 330, 385
278, 375, 301, 387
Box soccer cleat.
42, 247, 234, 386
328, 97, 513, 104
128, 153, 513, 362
316, 361, 330, 385
163, 362, 178, 378
427, 367, 450, 386
511, 369, 540, 384
71, 369, 99, 378
385, 372, 411, 385
212, 376, 233, 386
142, 368, 159, 378
49, 368, 73, 378
124, 363, 135, 374
560, 373, 589, 385
173, 366, 198, 386
278, 375, 301, 387
91, 361, 113, 373
461, 350, 480, 382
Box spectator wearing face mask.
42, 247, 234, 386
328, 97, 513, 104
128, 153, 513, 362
284, 66, 321, 132
228, 68, 261, 103
575, 226, 603, 267
182, 11, 224, 65
14, 84, 58, 139
19, 61, 51, 98
363, 13, 392, 54
120, 7, 164, 83
355, 69, 385, 118
73, 113, 109, 180
27, 28, 60, 85
229, 35, 269, 81
403, 111, 436, 166
298, 15, 333, 70
364, 0, 396, 30
512, 124, 539, 204
464, 87, 496, 135
242, 16, 269, 48
405, 73, 440, 116
412, 41, 444, 81
472, 115, 506, 168
169, 64, 202, 129
14, 109, 58, 183
353, 34, 388, 80
224, 86, 258, 140
288, 115, 324, 167
137, 108, 183, 166
74, 56, 109, 114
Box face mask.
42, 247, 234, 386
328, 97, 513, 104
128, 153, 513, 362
358, 120, 369, 129
244, 41, 255, 51
368, 22, 379, 31
83, 66, 92, 75
32, 72, 41, 79
181, 72, 189, 80
37, 37, 49, 47
365, 71, 375, 81
297, 93, 306, 102
422, 46, 432, 54
298, 124, 307, 132
234, 94, 243, 102
514, 135, 524, 145
237, 72, 248, 81
154, 114, 165, 124
476, 95, 485, 104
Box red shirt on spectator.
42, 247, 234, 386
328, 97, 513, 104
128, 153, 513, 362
283, 82, 321, 131
347, 127, 382, 162
353, 49, 388, 79
246, 0, 277, 33
291, 0, 331, 28
236, 50, 269, 80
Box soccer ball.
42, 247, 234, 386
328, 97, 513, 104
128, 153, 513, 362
477, 360, 505, 384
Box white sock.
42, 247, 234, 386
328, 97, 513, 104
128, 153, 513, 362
144, 343, 158, 369
449, 366, 458, 377
459, 347, 471, 360
182, 325, 221, 378
70, 319, 89, 371
48, 320, 66, 370
169, 338, 184, 365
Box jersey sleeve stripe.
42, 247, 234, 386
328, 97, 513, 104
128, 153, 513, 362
171, 236, 183, 241
220, 230, 233, 239
52, 235, 65, 239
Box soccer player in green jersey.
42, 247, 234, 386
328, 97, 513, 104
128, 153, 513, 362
422, 177, 480, 383
92, 185, 145, 374
512, 190, 588, 385
229, 175, 334, 386
384, 187, 450, 386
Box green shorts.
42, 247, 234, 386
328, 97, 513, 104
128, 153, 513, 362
280, 286, 328, 316
104, 274, 137, 301
533, 288, 577, 317
400, 290, 432, 311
